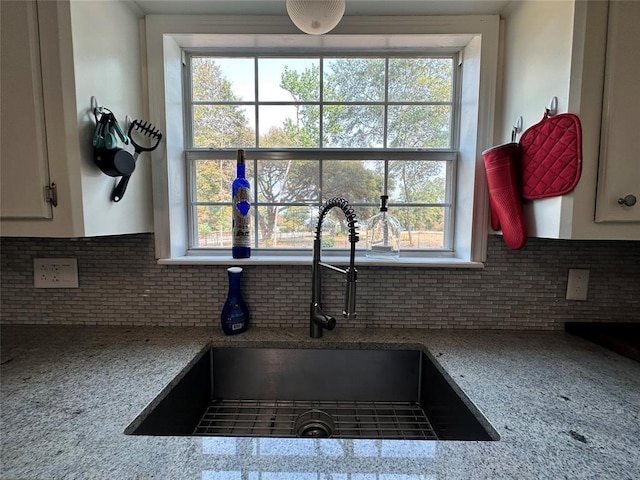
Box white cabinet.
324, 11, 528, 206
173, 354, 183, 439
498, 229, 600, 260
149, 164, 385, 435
595, 0, 640, 223
0, 1, 53, 219
0, 0, 152, 238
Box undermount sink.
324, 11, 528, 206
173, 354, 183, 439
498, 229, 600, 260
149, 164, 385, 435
126, 346, 498, 441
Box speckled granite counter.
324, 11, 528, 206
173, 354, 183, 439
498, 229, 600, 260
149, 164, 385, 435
1, 325, 639, 480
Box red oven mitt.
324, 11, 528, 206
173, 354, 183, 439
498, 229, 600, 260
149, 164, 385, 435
519, 111, 582, 199
482, 143, 527, 250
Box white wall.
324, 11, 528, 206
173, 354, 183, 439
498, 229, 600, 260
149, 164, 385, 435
70, 0, 152, 235
498, 0, 574, 239
498, 1, 575, 140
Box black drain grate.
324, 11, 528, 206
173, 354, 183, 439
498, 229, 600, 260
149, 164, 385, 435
193, 399, 438, 440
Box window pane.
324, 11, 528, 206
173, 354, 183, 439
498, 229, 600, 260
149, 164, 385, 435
388, 160, 447, 203
387, 105, 451, 148
358, 205, 382, 228
192, 105, 255, 148
195, 159, 254, 203
394, 206, 447, 250
195, 160, 231, 203
388, 58, 453, 102
192, 57, 254, 102
256, 206, 315, 249
322, 105, 384, 148
320, 208, 362, 250
195, 205, 232, 247
322, 160, 384, 203
258, 105, 319, 147
258, 58, 319, 101
256, 159, 319, 203
196, 205, 256, 249
323, 58, 385, 102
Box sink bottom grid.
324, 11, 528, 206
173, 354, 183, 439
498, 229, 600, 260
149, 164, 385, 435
193, 399, 438, 440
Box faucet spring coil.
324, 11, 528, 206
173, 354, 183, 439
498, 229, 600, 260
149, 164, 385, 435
315, 197, 359, 243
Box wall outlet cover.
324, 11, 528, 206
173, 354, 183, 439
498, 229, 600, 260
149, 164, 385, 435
566, 268, 589, 301
33, 258, 79, 288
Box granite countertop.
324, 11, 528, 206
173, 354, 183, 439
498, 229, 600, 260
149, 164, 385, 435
1, 325, 639, 479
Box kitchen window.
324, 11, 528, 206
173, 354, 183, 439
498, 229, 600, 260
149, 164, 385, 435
146, 16, 499, 266
185, 54, 457, 255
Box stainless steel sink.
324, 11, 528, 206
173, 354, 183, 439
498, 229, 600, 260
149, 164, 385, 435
126, 346, 498, 441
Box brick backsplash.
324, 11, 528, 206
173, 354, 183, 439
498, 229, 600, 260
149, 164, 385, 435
1, 234, 638, 330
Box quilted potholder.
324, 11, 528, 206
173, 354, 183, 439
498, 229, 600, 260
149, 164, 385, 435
519, 111, 582, 200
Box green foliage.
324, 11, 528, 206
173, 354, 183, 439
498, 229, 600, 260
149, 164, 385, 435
191, 59, 254, 148
323, 58, 385, 147
322, 161, 382, 204
388, 58, 453, 102
324, 58, 385, 102
279, 65, 320, 147
321, 237, 335, 248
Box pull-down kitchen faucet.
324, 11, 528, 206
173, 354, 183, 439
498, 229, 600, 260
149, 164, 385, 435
310, 197, 359, 338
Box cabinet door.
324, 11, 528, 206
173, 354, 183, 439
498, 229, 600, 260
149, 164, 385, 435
595, 0, 640, 222
0, 0, 53, 219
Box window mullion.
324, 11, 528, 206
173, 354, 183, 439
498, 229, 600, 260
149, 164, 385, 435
383, 57, 390, 195
319, 56, 324, 148
254, 57, 259, 147
383, 57, 389, 149
319, 56, 324, 203
253, 58, 260, 248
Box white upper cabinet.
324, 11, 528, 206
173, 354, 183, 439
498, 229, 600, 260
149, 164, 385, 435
0, 1, 52, 219
0, 0, 152, 237
595, 0, 640, 223
498, 0, 640, 240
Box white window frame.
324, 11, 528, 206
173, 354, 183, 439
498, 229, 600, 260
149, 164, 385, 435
145, 15, 499, 267
185, 52, 458, 256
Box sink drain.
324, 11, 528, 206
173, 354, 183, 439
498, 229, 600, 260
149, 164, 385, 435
294, 409, 335, 438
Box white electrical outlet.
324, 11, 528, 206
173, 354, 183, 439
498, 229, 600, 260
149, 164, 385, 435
33, 258, 79, 289
566, 268, 589, 301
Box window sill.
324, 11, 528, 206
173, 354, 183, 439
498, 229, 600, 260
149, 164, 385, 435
157, 254, 485, 268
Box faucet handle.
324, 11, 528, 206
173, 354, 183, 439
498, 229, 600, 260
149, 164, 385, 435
312, 306, 336, 331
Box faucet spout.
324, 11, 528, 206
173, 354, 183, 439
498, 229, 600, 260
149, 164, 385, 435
310, 197, 359, 338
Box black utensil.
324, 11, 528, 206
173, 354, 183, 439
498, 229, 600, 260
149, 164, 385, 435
111, 120, 163, 202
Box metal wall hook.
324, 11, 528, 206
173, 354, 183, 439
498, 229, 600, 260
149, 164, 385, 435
511, 116, 523, 142
547, 96, 558, 116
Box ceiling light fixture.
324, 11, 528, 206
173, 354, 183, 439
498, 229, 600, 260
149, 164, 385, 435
286, 0, 346, 35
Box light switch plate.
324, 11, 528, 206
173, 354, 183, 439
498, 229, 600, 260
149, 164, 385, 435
33, 258, 79, 288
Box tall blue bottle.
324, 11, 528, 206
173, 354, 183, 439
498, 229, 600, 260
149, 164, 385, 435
232, 149, 251, 258
220, 267, 250, 335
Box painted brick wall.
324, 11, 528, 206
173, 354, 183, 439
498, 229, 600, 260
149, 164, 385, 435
1, 234, 638, 329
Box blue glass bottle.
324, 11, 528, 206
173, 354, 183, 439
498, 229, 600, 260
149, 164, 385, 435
232, 149, 251, 259
220, 267, 250, 335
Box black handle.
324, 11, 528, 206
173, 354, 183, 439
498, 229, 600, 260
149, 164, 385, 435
111, 175, 131, 202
